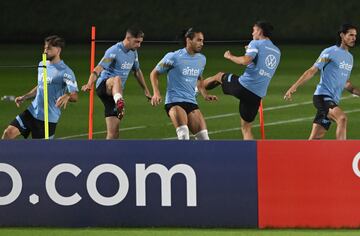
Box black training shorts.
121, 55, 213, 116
313, 95, 338, 130
96, 79, 118, 117
221, 73, 261, 122
165, 102, 199, 116
10, 109, 57, 139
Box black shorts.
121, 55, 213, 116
96, 80, 117, 117
221, 73, 262, 122
165, 102, 199, 116
313, 95, 338, 130
10, 109, 57, 139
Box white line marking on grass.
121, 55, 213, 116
58, 126, 147, 139
163, 108, 360, 139
59, 96, 357, 139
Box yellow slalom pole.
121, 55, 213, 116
42, 54, 49, 139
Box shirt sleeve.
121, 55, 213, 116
155, 52, 175, 74
132, 51, 140, 71
63, 69, 78, 93
98, 46, 117, 70
314, 49, 331, 70
245, 40, 259, 59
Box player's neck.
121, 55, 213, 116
340, 43, 350, 51
49, 56, 61, 64
122, 40, 131, 51
259, 36, 269, 40
185, 47, 196, 55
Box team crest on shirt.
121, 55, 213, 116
265, 54, 277, 69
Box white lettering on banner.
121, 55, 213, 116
46, 163, 82, 206
0, 163, 197, 207
136, 164, 197, 207
0, 163, 22, 206
352, 152, 360, 177
87, 164, 129, 206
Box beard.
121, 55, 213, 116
347, 42, 356, 48
46, 55, 55, 61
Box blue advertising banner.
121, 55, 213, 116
0, 140, 258, 227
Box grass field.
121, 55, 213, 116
1, 43, 360, 236
1, 43, 360, 140
0, 228, 360, 236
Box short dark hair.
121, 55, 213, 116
126, 28, 144, 38
254, 21, 274, 38
336, 23, 357, 46
44, 35, 65, 49
181, 27, 203, 45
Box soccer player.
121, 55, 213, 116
203, 21, 281, 140
82, 28, 151, 139
150, 28, 217, 140
284, 23, 360, 140
2, 35, 78, 139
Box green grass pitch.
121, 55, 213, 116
1, 44, 360, 236
1, 43, 360, 140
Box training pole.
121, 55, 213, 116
88, 26, 96, 139
259, 100, 265, 140
42, 54, 49, 139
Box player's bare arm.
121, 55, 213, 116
150, 68, 162, 106
81, 65, 104, 91
284, 66, 319, 101
345, 80, 360, 96
15, 86, 38, 107
224, 50, 253, 65
197, 76, 218, 101
133, 69, 151, 100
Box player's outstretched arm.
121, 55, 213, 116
197, 77, 218, 101
134, 69, 151, 100
15, 86, 38, 107
81, 65, 103, 92
345, 80, 360, 96
284, 66, 318, 101
150, 68, 162, 106
224, 50, 253, 65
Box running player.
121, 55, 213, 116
284, 23, 360, 140
150, 28, 217, 140
2, 35, 78, 139
203, 21, 281, 139
82, 28, 151, 139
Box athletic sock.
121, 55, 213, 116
176, 125, 190, 140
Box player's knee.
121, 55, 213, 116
2, 126, 18, 139
195, 129, 209, 140
338, 114, 348, 125
176, 125, 189, 140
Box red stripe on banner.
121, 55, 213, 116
258, 140, 360, 228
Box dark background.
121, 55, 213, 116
1, 0, 359, 43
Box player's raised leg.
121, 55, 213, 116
203, 72, 224, 90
